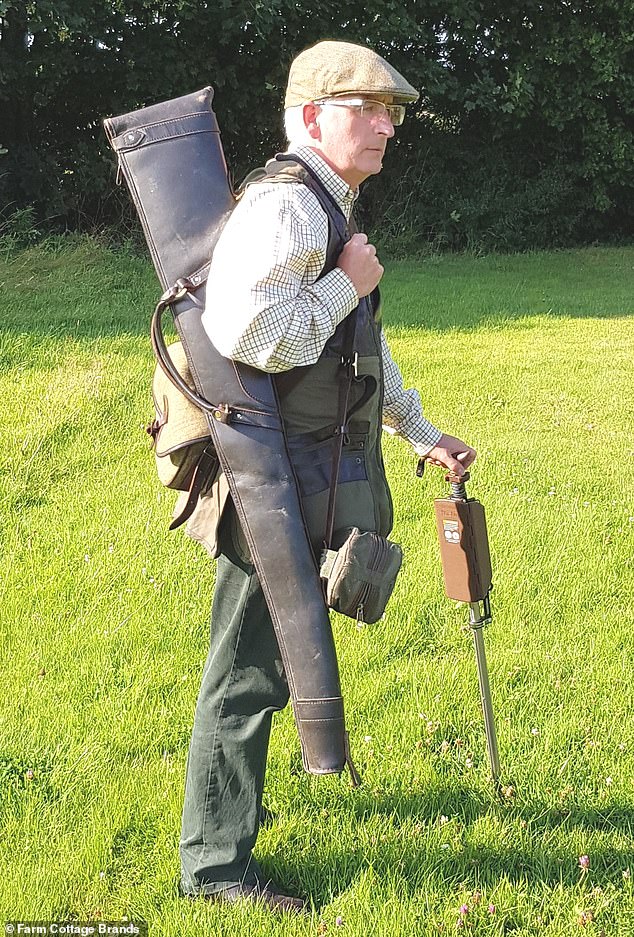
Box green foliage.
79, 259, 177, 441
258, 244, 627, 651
0, 205, 42, 250
1, 2, 634, 250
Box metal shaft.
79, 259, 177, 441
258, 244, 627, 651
469, 603, 500, 782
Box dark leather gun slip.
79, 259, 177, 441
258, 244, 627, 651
104, 87, 353, 779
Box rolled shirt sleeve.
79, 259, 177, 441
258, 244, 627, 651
381, 332, 442, 456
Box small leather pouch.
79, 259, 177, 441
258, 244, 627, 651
320, 528, 403, 624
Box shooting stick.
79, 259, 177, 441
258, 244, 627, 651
426, 466, 500, 783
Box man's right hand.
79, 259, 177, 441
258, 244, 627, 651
424, 434, 477, 479
337, 233, 384, 297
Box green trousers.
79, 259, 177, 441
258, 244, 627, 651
179, 506, 290, 896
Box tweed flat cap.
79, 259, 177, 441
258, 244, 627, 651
285, 40, 419, 107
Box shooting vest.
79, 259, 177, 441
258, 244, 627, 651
183, 156, 393, 558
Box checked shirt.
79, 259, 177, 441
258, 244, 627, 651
201, 145, 442, 456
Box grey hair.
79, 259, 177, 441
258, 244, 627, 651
283, 105, 311, 147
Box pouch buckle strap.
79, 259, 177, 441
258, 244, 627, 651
145, 414, 167, 448
169, 444, 218, 531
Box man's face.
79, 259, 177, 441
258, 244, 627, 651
306, 95, 396, 188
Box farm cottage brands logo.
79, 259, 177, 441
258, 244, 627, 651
4, 924, 146, 937
442, 518, 461, 543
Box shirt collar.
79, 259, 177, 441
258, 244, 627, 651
288, 146, 358, 221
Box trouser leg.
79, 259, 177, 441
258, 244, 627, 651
180, 508, 290, 896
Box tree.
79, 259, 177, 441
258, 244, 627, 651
1, 0, 633, 250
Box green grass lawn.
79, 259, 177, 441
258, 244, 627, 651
1, 237, 633, 935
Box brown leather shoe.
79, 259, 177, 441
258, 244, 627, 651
207, 881, 306, 914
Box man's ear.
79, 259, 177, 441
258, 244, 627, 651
303, 103, 321, 140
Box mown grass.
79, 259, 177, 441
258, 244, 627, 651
1, 237, 633, 936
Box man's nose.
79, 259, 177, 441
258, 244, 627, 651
376, 114, 395, 137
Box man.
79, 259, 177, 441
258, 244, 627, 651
179, 39, 476, 912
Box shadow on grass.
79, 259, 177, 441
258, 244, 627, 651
3, 243, 634, 347
0, 309, 155, 342
1, 239, 158, 340
378, 245, 634, 332
262, 786, 634, 906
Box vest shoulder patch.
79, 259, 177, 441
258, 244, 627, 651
238, 160, 309, 196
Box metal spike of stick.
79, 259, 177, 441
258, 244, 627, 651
426, 464, 501, 784
469, 596, 500, 783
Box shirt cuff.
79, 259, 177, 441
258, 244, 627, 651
412, 425, 443, 457
382, 419, 442, 456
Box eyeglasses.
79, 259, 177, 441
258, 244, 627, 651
315, 98, 406, 127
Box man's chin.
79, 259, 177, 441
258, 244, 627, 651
365, 153, 385, 174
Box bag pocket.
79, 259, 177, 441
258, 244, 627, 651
286, 431, 368, 498
147, 341, 214, 491
320, 527, 403, 624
